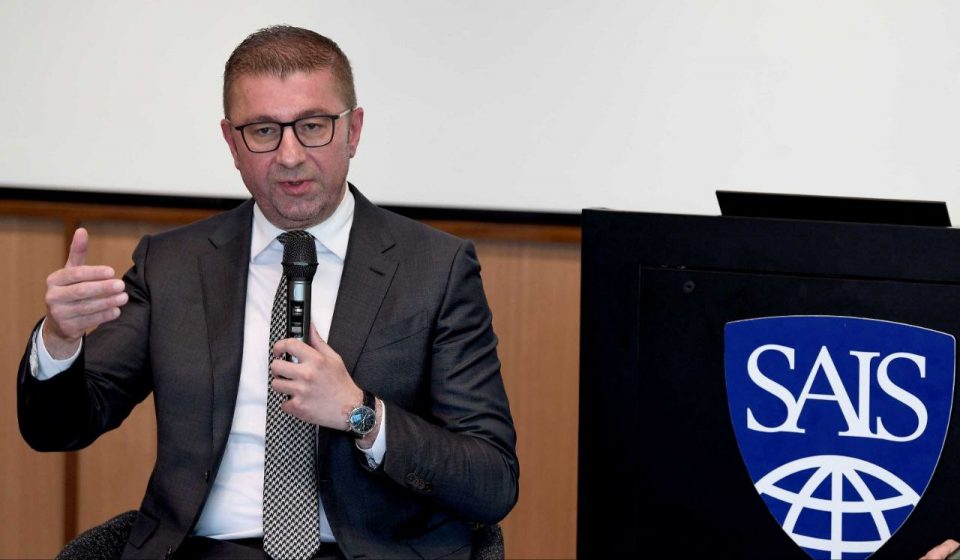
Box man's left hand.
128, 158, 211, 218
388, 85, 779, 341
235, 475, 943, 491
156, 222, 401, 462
271, 323, 364, 432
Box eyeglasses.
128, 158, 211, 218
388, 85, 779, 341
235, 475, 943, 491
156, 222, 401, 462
232, 108, 354, 153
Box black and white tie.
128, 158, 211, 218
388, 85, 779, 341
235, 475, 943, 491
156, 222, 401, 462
263, 230, 320, 560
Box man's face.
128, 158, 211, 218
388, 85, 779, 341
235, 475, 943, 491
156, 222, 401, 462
221, 69, 364, 230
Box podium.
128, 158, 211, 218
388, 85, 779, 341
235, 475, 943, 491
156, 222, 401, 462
579, 200, 960, 558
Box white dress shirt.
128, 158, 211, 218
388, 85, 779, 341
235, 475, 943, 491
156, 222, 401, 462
34, 187, 386, 542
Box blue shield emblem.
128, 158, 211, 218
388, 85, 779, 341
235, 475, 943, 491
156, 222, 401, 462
725, 316, 954, 559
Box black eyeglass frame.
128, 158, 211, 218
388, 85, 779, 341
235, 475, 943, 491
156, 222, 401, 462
231, 107, 355, 153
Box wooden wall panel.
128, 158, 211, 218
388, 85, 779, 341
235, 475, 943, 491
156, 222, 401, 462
475, 240, 581, 560
73, 221, 170, 532
0, 218, 68, 559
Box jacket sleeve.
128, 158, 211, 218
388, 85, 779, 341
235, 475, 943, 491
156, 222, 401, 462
379, 241, 520, 524
17, 237, 154, 451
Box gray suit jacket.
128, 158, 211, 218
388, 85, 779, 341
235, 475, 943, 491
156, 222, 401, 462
18, 186, 519, 559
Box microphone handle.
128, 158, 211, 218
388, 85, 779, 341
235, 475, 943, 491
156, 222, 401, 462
286, 277, 312, 350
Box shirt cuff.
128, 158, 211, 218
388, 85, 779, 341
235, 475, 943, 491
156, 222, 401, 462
32, 318, 82, 380
356, 399, 387, 468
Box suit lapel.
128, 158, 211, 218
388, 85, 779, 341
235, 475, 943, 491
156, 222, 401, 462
200, 200, 254, 457
327, 186, 398, 374
321, 187, 397, 455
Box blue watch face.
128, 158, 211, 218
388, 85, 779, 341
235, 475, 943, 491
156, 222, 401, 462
349, 406, 376, 434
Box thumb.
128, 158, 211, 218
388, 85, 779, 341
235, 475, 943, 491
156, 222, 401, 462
65, 228, 89, 268
308, 323, 328, 352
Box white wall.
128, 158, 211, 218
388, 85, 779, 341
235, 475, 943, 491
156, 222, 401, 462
2, 1, 960, 218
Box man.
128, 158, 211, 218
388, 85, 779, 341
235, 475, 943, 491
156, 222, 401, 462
18, 25, 518, 560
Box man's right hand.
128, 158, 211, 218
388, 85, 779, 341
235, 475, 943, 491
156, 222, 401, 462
42, 228, 128, 359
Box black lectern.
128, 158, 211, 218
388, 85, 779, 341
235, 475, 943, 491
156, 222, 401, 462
579, 197, 960, 559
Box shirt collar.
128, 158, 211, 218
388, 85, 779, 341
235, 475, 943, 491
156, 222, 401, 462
250, 187, 354, 264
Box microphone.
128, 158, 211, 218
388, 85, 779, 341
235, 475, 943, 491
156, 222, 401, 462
281, 232, 318, 347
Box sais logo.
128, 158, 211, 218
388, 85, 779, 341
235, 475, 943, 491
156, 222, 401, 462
725, 316, 954, 559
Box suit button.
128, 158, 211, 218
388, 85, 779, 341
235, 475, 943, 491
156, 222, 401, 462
203, 470, 210, 482
165, 545, 173, 558
405, 473, 417, 486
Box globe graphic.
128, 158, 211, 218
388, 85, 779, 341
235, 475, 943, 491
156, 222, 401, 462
754, 455, 920, 559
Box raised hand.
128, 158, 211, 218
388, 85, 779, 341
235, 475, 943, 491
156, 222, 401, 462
42, 228, 128, 359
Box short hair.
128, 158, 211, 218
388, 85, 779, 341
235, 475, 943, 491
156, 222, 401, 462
223, 25, 356, 118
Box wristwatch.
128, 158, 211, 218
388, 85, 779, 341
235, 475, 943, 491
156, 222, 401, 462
347, 390, 377, 438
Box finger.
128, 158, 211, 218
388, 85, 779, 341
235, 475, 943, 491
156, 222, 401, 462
65, 228, 89, 268
47, 278, 125, 305
272, 336, 313, 360
78, 306, 123, 328
48, 266, 117, 288
55, 307, 123, 336
280, 399, 304, 419
308, 324, 345, 364
940, 540, 960, 558
271, 377, 297, 395
308, 323, 329, 352
269, 359, 297, 381
52, 291, 128, 317
923, 540, 960, 560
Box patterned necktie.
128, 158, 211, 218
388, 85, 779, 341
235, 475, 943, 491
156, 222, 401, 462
263, 230, 321, 560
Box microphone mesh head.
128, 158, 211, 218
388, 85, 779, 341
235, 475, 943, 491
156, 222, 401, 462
279, 231, 318, 281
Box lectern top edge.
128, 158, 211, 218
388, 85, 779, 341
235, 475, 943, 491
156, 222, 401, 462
716, 190, 951, 227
